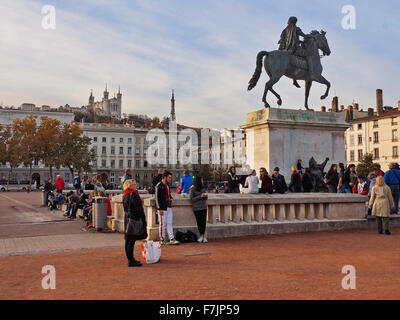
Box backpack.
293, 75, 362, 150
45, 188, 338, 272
175, 230, 198, 243
73, 177, 80, 188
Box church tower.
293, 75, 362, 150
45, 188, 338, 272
103, 84, 110, 115
117, 85, 122, 118
88, 89, 94, 106
170, 89, 176, 122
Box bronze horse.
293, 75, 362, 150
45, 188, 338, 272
247, 30, 331, 110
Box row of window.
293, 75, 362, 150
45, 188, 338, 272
94, 159, 149, 169
92, 146, 146, 155
349, 146, 399, 161
92, 136, 144, 144
351, 118, 398, 131
349, 129, 398, 146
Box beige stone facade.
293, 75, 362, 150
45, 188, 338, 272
345, 108, 400, 171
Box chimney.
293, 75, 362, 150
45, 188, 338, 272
376, 89, 383, 116
398, 101, 400, 111
340, 105, 344, 111
321, 106, 326, 112
353, 103, 359, 110
331, 96, 339, 112
368, 108, 374, 117
346, 105, 354, 121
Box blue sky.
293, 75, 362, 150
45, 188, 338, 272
0, 0, 399, 128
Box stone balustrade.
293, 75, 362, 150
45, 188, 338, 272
111, 193, 368, 239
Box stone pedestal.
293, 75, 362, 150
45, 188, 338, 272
241, 108, 350, 179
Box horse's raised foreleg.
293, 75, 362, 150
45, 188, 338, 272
304, 80, 312, 110
314, 75, 331, 100
262, 77, 281, 108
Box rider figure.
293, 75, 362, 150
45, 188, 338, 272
278, 16, 314, 87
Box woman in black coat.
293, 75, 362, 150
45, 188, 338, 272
227, 166, 240, 193
123, 179, 147, 267
289, 166, 302, 192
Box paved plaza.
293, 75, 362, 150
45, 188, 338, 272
0, 192, 399, 300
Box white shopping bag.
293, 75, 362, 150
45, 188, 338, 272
141, 240, 161, 264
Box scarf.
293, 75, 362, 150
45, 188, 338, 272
124, 188, 143, 203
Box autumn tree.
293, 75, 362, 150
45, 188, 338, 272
37, 116, 63, 180
356, 153, 379, 178
59, 121, 96, 176
12, 115, 39, 183
0, 125, 21, 190
212, 167, 228, 182
199, 164, 212, 181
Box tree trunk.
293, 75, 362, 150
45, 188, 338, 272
49, 166, 53, 181
7, 167, 12, 191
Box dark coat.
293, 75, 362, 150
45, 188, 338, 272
123, 192, 147, 240
302, 172, 313, 192
272, 174, 288, 194
325, 169, 339, 187
227, 172, 240, 193
151, 174, 163, 194
289, 172, 302, 192
155, 181, 172, 210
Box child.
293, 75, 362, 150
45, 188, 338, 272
353, 176, 369, 195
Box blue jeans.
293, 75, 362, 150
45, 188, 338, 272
389, 184, 399, 214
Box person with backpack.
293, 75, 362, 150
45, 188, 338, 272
73, 172, 83, 194
189, 176, 208, 243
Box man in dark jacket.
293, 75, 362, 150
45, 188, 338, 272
272, 167, 288, 194
43, 178, 54, 207
155, 171, 179, 245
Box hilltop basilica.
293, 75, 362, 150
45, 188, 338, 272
86, 85, 122, 119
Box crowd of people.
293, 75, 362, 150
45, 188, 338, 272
41, 163, 399, 267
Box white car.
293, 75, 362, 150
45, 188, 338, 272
0, 185, 5, 192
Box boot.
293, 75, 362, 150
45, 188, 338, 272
128, 259, 142, 267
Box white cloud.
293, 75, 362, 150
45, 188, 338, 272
0, 0, 399, 129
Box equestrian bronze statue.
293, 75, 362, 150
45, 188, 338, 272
247, 17, 331, 110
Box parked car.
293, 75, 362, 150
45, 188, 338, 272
0, 185, 6, 192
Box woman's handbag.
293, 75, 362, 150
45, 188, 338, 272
125, 217, 144, 236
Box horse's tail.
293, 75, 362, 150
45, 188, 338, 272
247, 51, 269, 91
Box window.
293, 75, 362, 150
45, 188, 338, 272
128, 160, 132, 168
110, 172, 115, 183
34, 159, 39, 166
93, 137, 97, 142
101, 159, 107, 167
350, 135, 354, 146
373, 148, 379, 159
120, 137, 124, 143
136, 159, 140, 168
358, 123, 362, 130
110, 159, 115, 168
64, 173, 70, 183
128, 137, 132, 144
144, 160, 148, 168
392, 117, 397, 125
102, 146, 107, 154
119, 159, 124, 168
373, 132, 379, 143
111, 146, 115, 154
136, 137, 141, 144
373, 120, 378, 128
135, 147, 140, 155
111, 137, 115, 143
92, 160, 97, 168
358, 135, 363, 145
128, 147, 132, 155
102, 137, 106, 143
392, 129, 398, 142
92, 146, 97, 154
119, 147, 124, 155
358, 149, 363, 161
393, 146, 399, 158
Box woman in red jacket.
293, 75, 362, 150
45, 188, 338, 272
55, 175, 65, 192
